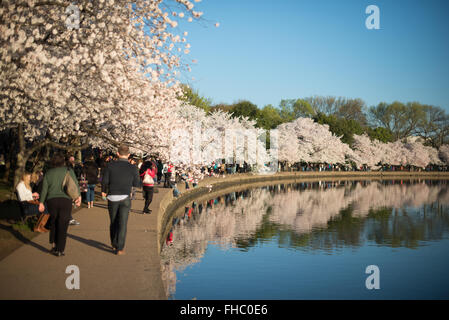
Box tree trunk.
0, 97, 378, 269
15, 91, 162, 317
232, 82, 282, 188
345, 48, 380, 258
2, 128, 16, 183
14, 151, 27, 189
13, 124, 27, 188
12, 125, 90, 187
2, 155, 11, 183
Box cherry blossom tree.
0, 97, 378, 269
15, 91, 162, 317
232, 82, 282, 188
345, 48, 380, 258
350, 134, 443, 169
277, 117, 354, 165
349, 134, 382, 168
438, 144, 449, 165
278, 118, 444, 169
169, 104, 271, 171
277, 121, 304, 164
0, 0, 208, 185
403, 141, 442, 168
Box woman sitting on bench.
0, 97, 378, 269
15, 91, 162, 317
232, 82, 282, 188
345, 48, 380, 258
16, 172, 48, 219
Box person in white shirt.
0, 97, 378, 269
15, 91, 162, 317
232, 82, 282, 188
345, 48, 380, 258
16, 173, 48, 218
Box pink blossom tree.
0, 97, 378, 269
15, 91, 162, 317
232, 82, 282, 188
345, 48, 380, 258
0, 0, 208, 185
439, 144, 449, 165
277, 117, 354, 165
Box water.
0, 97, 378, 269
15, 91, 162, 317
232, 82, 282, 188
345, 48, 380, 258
160, 180, 449, 299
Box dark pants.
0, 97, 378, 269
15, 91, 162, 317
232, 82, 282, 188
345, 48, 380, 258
47, 198, 72, 252
22, 202, 48, 217
157, 173, 162, 183
164, 172, 171, 187
107, 197, 131, 251
142, 186, 154, 211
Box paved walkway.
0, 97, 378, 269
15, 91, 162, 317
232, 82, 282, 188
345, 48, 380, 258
0, 185, 170, 300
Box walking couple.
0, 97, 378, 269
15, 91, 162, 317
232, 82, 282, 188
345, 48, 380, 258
37, 145, 142, 257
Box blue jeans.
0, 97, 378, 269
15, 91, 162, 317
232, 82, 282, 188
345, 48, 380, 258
107, 197, 131, 251
86, 184, 96, 202
22, 202, 48, 217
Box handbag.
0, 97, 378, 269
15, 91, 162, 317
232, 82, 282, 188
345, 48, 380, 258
34, 213, 50, 233
62, 168, 80, 200
143, 170, 154, 184
79, 174, 88, 193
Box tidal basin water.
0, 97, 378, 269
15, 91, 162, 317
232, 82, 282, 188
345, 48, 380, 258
160, 180, 449, 299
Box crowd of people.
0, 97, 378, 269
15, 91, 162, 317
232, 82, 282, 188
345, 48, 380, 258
13, 145, 234, 257
12, 143, 449, 258
279, 162, 449, 172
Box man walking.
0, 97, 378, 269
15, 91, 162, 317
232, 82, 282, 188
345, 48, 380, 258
101, 145, 141, 255
156, 159, 163, 184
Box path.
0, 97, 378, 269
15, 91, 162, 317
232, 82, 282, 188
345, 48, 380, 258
0, 186, 169, 300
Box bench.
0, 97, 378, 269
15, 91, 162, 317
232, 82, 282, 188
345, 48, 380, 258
14, 191, 39, 224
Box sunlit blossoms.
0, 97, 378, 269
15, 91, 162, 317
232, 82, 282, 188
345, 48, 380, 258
169, 104, 271, 169
439, 145, 449, 164
278, 118, 447, 168
0, 0, 211, 183
277, 117, 355, 165
0, 0, 447, 184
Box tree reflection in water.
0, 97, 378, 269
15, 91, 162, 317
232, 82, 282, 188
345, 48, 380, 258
160, 180, 449, 298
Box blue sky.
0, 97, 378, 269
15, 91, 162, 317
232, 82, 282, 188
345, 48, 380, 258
175, 0, 449, 111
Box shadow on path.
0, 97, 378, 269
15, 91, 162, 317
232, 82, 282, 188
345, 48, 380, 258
93, 203, 109, 210
93, 203, 143, 214
67, 233, 113, 254
0, 224, 49, 254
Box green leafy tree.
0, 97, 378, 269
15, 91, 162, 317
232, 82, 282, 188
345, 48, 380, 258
366, 127, 394, 143
369, 101, 426, 140
231, 100, 260, 120
315, 112, 364, 145
416, 105, 449, 148
278, 99, 296, 122
294, 99, 316, 118
279, 99, 315, 121
179, 84, 212, 113
336, 98, 367, 125
257, 104, 284, 129
209, 103, 234, 114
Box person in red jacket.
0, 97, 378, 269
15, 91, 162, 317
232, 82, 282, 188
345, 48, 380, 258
140, 161, 156, 214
